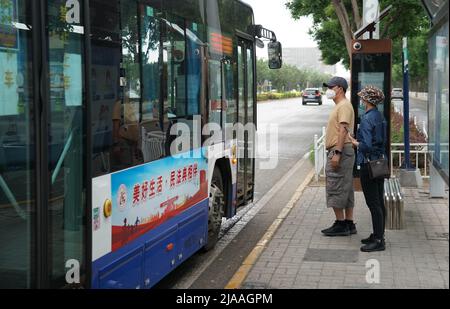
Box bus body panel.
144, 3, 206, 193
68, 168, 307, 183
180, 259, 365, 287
92, 200, 208, 289
91, 150, 209, 288
206, 141, 238, 218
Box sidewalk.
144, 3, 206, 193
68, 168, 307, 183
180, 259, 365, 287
241, 181, 449, 289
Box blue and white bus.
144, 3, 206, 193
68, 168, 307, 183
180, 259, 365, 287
0, 0, 281, 288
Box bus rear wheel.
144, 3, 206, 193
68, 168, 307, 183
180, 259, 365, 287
204, 167, 225, 251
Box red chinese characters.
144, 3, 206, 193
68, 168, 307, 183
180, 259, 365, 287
193, 163, 198, 178
171, 164, 199, 187
132, 184, 140, 206
188, 165, 193, 180
182, 167, 187, 183
149, 179, 156, 199
141, 181, 149, 202
177, 169, 182, 185
170, 171, 176, 188
157, 176, 163, 194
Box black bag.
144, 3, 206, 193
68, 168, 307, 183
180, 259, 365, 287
367, 156, 390, 180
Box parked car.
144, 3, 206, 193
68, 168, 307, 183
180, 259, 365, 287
302, 88, 322, 105
392, 88, 404, 100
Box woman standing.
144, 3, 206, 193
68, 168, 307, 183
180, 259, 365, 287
350, 86, 387, 252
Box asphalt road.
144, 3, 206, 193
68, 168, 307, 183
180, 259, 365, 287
253, 97, 334, 201
154, 96, 334, 289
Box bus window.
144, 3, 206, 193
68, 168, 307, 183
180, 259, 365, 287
140, 5, 167, 164
162, 13, 186, 119
111, 0, 143, 170
208, 59, 222, 129
47, 0, 87, 287
0, 0, 35, 288
246, 47, 255, 191
186, 21, 204, 116
224, 60, 236, 141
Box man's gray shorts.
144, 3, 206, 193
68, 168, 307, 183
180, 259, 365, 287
325, 145, 355, 209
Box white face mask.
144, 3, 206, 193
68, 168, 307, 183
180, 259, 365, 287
326, 89, 336, 100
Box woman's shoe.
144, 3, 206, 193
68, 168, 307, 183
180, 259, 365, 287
360, 239, 385, 252
361, 234, 375, 244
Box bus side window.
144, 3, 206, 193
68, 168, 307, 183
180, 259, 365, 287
162, 13, 186, 119
140, 6, 167, 163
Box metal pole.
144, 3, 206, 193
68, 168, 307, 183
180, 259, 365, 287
402, 37, 411, 169
314, 134, 318, 182
322, 127, 327, 177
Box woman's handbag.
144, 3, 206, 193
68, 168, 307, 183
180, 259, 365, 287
367, 155, 390, 180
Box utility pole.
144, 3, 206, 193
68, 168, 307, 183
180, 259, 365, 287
402, 37, 411, 169
399, 37, 423, 187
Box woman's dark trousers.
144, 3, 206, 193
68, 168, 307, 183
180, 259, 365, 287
360, 164, 386, 240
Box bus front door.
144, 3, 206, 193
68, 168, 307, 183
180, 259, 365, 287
0, 0, 87, 288
236, 39, 255, 206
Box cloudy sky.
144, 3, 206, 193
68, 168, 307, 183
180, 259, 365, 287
241, 0, 349, 76
241, 0, 316, 51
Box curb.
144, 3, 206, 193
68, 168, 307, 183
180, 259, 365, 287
224, 168, 316, 289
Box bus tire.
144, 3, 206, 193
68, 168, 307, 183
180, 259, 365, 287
203, 167, 225, 251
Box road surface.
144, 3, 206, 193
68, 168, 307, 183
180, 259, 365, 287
155, 96, 334, 288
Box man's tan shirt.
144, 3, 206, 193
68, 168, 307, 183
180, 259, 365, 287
325, 98, 355, 150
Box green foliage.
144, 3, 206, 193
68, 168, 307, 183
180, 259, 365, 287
286, 0, 431, 90
257, 91, 303, 102
256, 59, 332, 92
309, 143, 315, 165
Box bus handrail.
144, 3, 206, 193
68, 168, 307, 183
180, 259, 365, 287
0, 174, 27, 220
52, 130, 74, 185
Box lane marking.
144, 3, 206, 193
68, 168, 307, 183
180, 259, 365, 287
172, 157, 311, 289
225, 168, 315, 289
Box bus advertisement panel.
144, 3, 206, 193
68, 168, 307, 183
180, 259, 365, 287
92, 149, 208, 262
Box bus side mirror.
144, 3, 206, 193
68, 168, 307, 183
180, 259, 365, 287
268, 41, 282, 69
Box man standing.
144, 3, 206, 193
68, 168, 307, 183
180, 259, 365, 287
321, 77, 356, 236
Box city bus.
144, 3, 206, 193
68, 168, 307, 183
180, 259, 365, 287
0, 0, 281, 288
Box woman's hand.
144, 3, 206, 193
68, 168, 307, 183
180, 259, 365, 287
349, 135, 359, 148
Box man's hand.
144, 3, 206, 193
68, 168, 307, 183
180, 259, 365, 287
331, 153, 341, 170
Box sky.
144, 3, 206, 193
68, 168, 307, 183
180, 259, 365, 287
241, 0, 349, 77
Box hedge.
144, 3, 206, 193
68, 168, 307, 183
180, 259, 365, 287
257, 91, 303, 102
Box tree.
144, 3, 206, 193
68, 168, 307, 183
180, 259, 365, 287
286, 0, 430, 88
256, 59, 332, 92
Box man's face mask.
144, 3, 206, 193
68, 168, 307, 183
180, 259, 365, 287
326, 89, 337, 100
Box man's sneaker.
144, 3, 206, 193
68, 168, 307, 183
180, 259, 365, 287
323, 221, 350, 237
360, 239, 386, 252
346, 220, 357, 235
321, 221, 339, 234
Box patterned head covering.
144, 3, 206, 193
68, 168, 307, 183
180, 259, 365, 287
358, 85, 385, 105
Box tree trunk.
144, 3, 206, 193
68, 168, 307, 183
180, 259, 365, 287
332, 0, 354, 60
351, 0, 362, 30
